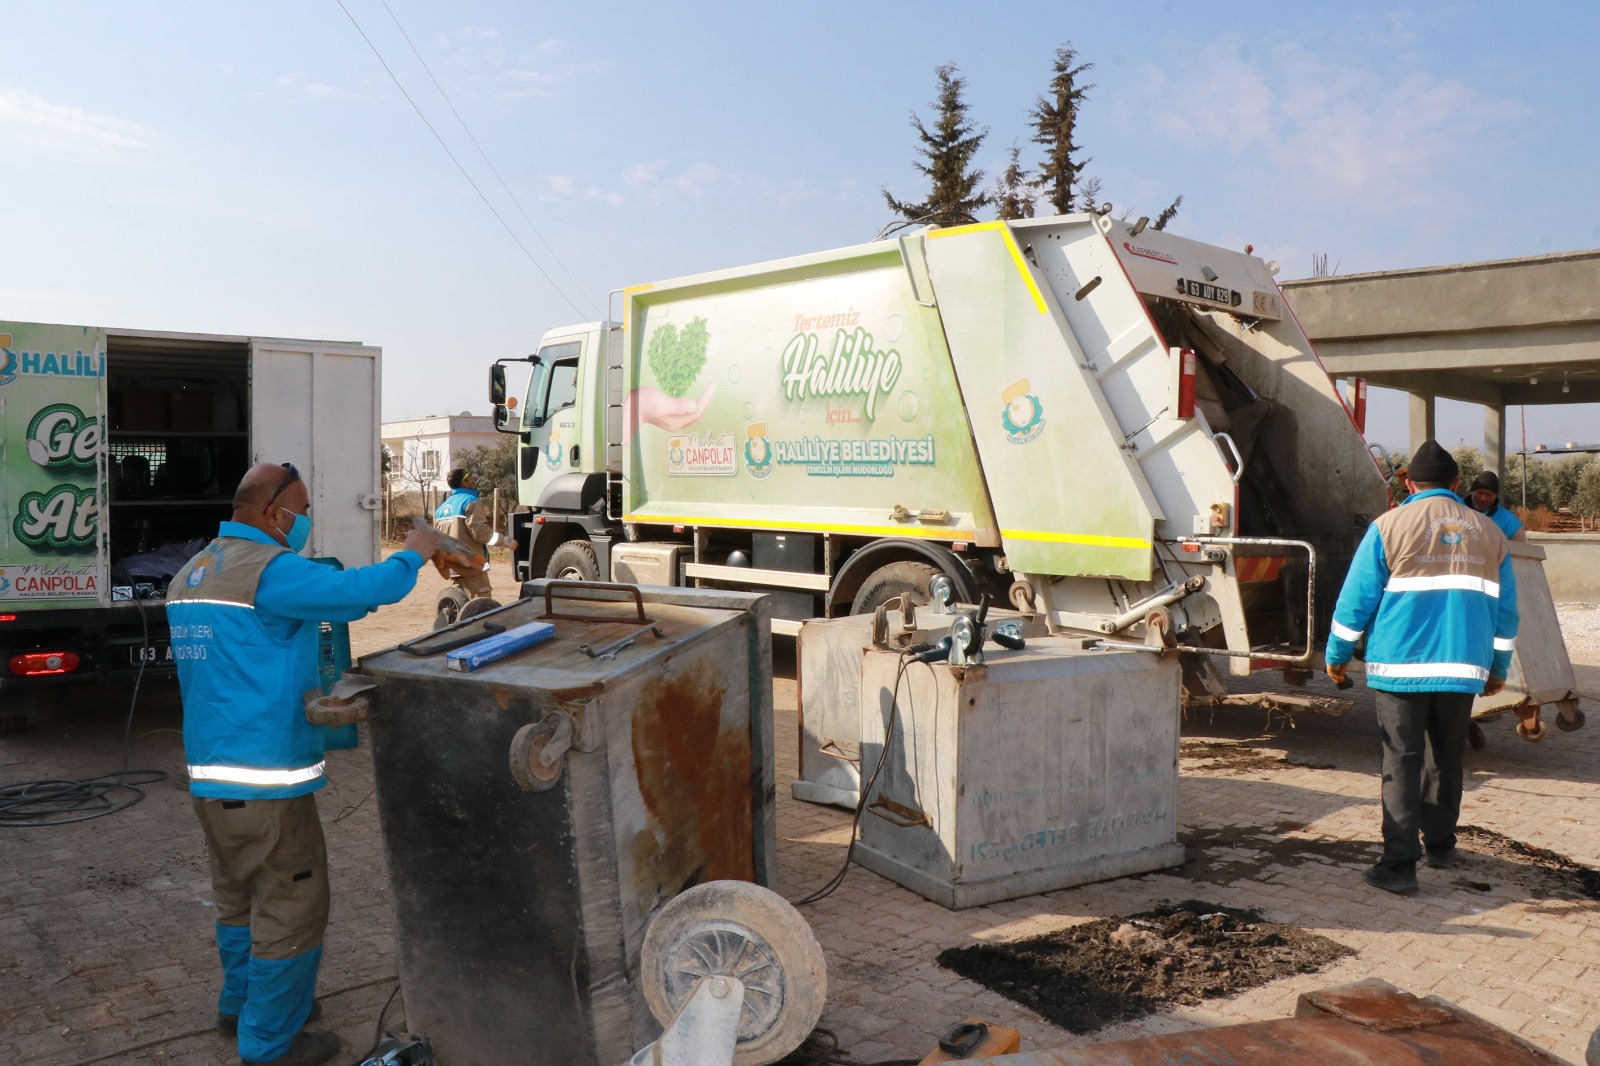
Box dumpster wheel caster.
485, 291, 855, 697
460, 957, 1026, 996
1556, 699, 1585, 733
1466, 722, 1486, 750
434, 587, 470, 629
509, 717, 567, 792
640, 880, 827, 1066
1516, 716, 1546, 742
459, 595, 501, 622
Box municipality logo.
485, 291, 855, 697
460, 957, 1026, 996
1001, 377, 1045, 445
1441, 526, 1464, 546
0, 335, 17, 388
744, 422, 773, 479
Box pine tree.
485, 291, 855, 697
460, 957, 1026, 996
993, 143, 1035, 220
1030, 44, 1094, 216
1076, 175, 1103, 214
1152, 195, 1183, 230
882, 63, 991, 230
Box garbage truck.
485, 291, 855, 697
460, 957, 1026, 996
488, 213, 1394, 697
0, 320, 382, 723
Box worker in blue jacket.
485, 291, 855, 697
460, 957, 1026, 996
1464, 469, 1526, 541
433, 468, 499, 599
1326, 440, 1519, 897
167, 461, 466, 1066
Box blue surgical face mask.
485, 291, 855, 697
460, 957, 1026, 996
276, 507, 312, 554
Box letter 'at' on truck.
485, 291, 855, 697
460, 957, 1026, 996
488, 212, 1390, 699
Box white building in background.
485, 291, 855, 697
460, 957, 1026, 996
381, 412, 499, 505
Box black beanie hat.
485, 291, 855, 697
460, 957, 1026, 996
1471, 470, 1500, 495
1407, 440, 1458, 483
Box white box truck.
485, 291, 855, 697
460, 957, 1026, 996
0, 321, 381, 720
489, 213, 1391, 696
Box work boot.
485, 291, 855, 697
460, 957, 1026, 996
219, 998, 322, 1036
240, 1029, 341, 1066
1364, 862, 1419, 896
1424, 845, 1458, 869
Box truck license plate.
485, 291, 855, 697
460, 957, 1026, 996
1177, 278, 1241, 306
129, 642, 172, 665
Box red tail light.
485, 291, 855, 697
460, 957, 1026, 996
0, 614, 17, 623
9, 651, 80, 677
1177, 348, 1197, 419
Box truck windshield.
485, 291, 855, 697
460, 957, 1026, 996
524, 341, 581, 426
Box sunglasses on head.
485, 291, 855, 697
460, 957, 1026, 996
267, 462, 300, 506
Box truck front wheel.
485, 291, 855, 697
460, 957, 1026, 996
849, 560, 940, 616
546, 540, 600, 581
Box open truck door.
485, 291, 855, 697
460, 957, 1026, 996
249, 338, 381, 569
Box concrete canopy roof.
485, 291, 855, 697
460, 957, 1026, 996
1281, 249, 1600, 407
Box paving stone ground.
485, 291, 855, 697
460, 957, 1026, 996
2, 555, 1597, 1064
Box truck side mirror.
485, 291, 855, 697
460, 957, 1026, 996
494, 403, 512, 431
490, 364, 507, 405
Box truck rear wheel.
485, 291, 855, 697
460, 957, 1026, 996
849, 560, 941, 616
546, 540, 600, 581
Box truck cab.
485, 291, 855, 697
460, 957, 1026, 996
495, 324, 614, 584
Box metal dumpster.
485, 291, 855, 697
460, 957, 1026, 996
853, 636, 1184, 909
344, 581, 775, 1066
1473, 540, 1586, 738
794, 603, 1046, 810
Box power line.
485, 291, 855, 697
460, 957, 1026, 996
333, 0, 587, 318
378, 0, 601, 317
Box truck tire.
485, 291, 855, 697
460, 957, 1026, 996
850, 560, 941, 617
546, 540, 600, 581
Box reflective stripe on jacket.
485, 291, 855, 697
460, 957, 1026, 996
1326, 488, 1519, 693
166, 523, 423, 800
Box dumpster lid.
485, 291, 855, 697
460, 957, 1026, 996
358, 583, 749, 686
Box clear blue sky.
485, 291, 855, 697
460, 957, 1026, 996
4, 1, 1597, 451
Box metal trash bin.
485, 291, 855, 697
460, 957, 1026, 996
853, 636, 1184, 909
1473, 540, 1585, 737
794, 604, 1046, 809
341, 581, 775, 1065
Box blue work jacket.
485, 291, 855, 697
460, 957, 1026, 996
435, 488, 478, 520
166, 522, 423, 800
1484, 501, 1524, 540
1327, 489, 1519, 694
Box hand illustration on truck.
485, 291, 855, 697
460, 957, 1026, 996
626, 317, 717, 433
626, 381, 718, 433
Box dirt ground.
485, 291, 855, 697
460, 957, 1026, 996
1, 556, 1598, 1065
938, 900, 1356, 1034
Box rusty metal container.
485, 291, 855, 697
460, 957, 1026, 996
953, 979, 1567, 1064
350, 580, 775, 1066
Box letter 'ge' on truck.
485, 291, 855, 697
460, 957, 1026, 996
488, 212, 1390, 697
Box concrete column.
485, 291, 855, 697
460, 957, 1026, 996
1408, 393, 1436, 452
1483, 404, 1506, 475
